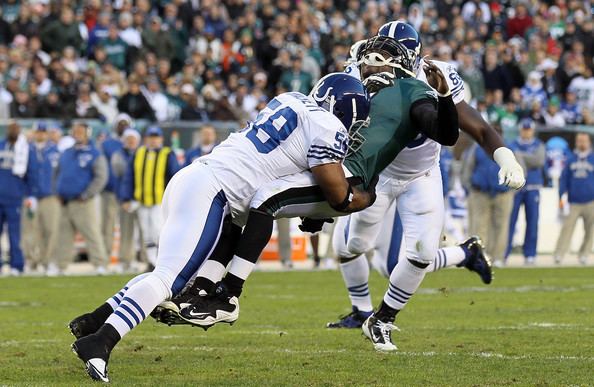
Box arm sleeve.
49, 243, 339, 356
410, 96, 459, 146
521, 143, 546, 169
306, 122, 349, 168
81, 155, 108, 199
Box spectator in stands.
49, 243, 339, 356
554, 133, 594, 265
75, 83, 101, 119
463, 128, 515, 267
40, 8, 82, 55
520, 71, 548, 110
279, 55, 313, 95
507, 3, 533, 38
0, 120, 38, 275
184, 124, 217, 167
506, 119, 546, 265
568, 66, 594, 113
142, 16, 174, 62
53, 123, 108, 275
112, 128, 143, 272
120, 126, 180, 268
10, 86, 37, 118
91, 84, 119, 124
36, 88, 68, 120
560, 90, 583, 124
117, 75, 155, 120
143, 76, 169, 122
30, 123, 61, 275
100, 23, 128, 72
543, 97, 566, 128
179, 83, 208, 121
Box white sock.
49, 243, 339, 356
227, 256, 256, 280
105, 273, 171, 338
105, 273, 151, 310
340, 254, 373, 312
426, 247, 466, 273
383, 258, 427, 310
146, 246, 158, 266
196, 259, 227, 284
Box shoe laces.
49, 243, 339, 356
375, 319, 400, 341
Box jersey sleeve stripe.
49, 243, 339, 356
307, 150, 346, 160
450, 83, 464, 95
309, 145, 346, 156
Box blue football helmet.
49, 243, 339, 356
377, 21, 422, 72
309, 73, 370, 154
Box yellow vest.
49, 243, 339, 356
133, 146, 172, 206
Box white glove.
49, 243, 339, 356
493, 147, 525, 190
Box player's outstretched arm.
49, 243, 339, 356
311, 163, 376, 213
409, 61, 459, 146
456, 101, 526, 190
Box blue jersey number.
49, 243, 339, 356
245, 99, 299, 154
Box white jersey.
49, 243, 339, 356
345, 58, 465, 180
201, 92, 348, 220
344, 62, 361, 80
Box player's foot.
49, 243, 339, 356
553, 256, 563, 265
525, 256, 536, 266
69, 313, 101, 339
362, 315, 399, 352
326, 307, 372, 329
179, 283, 239, 328
579, 256, 588, 265
71, 334, 111, 383
151, 290, 203, 326
458, 236, 493, 284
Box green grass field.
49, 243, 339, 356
1, 267, 594, 386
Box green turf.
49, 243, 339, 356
1, 267, 594, 386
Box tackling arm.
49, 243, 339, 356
410, 96, 459, 146
310, 163, 377, 213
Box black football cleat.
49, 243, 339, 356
458, 236, 493, 284
71, 334, 111, 383
69, 313, 101, 339
326, 307, 373, 329
179, 283, 239, 328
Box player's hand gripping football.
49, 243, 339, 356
423, 60, 449, 96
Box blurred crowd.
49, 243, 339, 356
0, 0, 593, 132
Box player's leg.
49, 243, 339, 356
181, 171, 343, 327
71, 164, 228, 382
363, 167, 443, 351
327, 178, 393, 328
523, 189, 540, 264
69, 272, 151, 338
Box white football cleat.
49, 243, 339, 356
362, 315, 399, 352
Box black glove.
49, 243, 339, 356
362, 71, 395, 93
366, 175, 379, 206
298, 217, 334, 233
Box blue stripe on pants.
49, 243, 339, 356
386, 210, 403, 274
171, 190, 228, 295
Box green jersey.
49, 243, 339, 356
344, 77, 437, 186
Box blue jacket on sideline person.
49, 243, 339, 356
559, 150, 594, 204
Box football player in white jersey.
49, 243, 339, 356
328, 21, 526, 352
67, 73, 375, 382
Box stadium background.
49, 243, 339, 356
0, 0, 593, 270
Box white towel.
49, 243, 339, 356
12, 133, 29, 178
